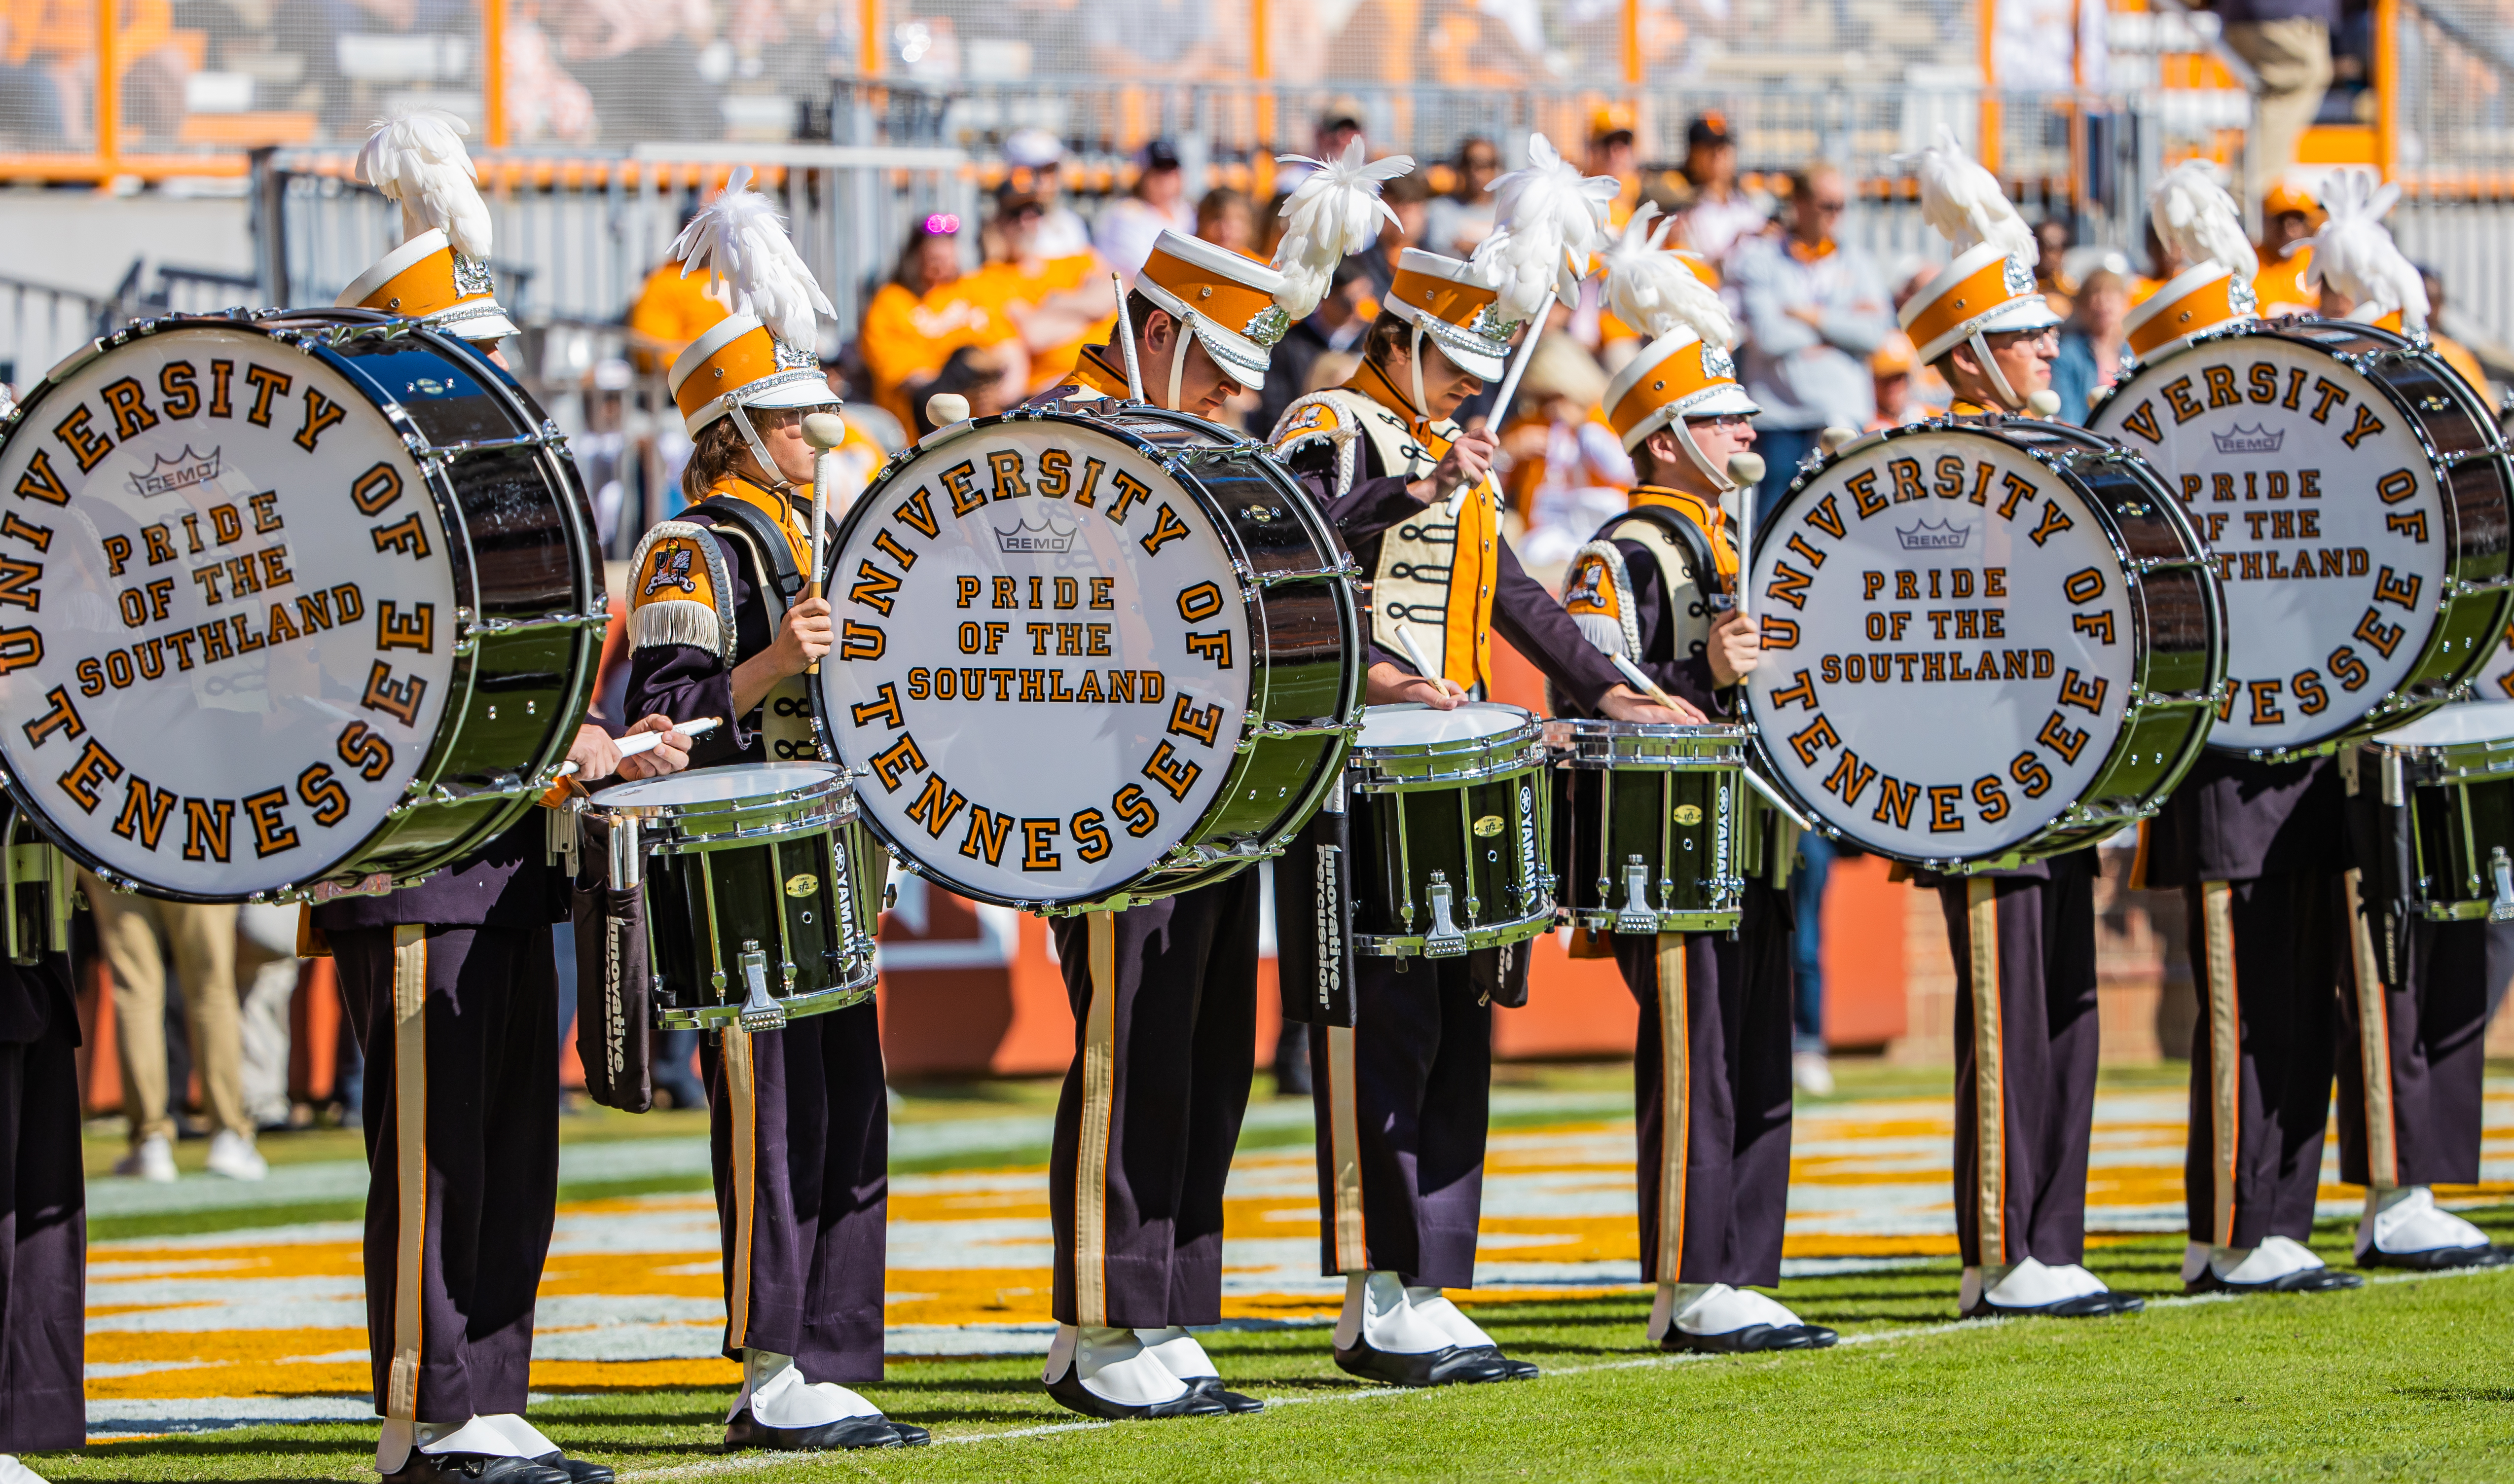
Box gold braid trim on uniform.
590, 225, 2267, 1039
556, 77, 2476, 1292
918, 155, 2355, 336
2343, 869, 2399, 1188
386, 926, 430, 1422
2200, 881, 2242, 1244
1075, 912, 1120, 1324
1965, 880, 2007, 1265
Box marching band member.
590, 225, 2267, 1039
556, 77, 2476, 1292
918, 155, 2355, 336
1895, 132, 2142, 1319
2308, 176, 2513, 1272
1273, 138, 1690, 1386
1557, 208, 1836, 1353
621, 175, 928, 1451
318, 111, 699, 1484
2123, 162, 2363, 1299
0, 805, 84, 1484
1015, 151, 1473, 1420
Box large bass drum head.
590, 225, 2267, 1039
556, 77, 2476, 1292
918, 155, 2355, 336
0, 322, 465, 898
820, 412, 1258, 909
2090, 323, 2512, 753
1744, 424, 2144, 863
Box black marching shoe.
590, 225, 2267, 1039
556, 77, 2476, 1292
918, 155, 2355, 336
1043, 1367, 1230, 1421
381, 1454, 570, 1484
1332, 1337, 1524, 1387
527, 1452, 616, 1484
723, 1409, 930, 1451
1962, 1290, 2144, 1320
1179, 1376, 1266, 1413
2185, 1266, 2364, 1297
2358, 1242, 2514, 1273
1659, 1322, 1839, 1354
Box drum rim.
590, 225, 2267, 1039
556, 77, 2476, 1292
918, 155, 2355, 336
589, 760, 846, 810
1353, 700, 1543, 751
2089, 315, 2514, 759
817, 399, 1362, 912
0, 309, 602, 904
1748, 416, 2225, 869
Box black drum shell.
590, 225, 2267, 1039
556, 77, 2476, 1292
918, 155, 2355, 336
647, 816, 885, 1027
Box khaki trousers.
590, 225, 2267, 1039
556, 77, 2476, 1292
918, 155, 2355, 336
80, 872, 248, 1143
2225, 17, 2334, 188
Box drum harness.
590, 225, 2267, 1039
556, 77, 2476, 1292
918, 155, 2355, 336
698, 492, 835, 765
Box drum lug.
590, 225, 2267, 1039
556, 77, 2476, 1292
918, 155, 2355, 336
1614, 855, 1657, 936
2491, 849, 2514, 922
1422, 871, 1469, 958
735, 941, 789, 1033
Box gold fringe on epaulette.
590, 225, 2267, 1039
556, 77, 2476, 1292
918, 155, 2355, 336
628, 599, 723, 656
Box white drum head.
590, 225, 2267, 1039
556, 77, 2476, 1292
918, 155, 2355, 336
1356, 702, 1525, 749
0, 325, 458, 897
818, 417, 1254, 906
2373, 700, 2514, 748
2091, 330, 2452, 752
1744, 425, 2139, 860
592, 763, 839, 807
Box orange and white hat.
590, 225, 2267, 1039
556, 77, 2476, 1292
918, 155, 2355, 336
2124, 262, 2257, 360
1898, 240, 2063, 368
1598, 203, 1754, 483
337, 228, 517, 342
1135, 229, 1293, 393
338, 109, 515, 343
664, 166, 840, 438
1385, 248, 1521, 384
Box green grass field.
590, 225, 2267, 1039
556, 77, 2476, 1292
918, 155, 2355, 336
44, 1210, 2514, 1484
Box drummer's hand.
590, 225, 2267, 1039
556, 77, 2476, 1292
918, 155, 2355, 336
565, 724, 623, 782
1367, 662, 1466, 710
614, 714, 693, 782
1410, 428, 1497, 505
1709, 608, 1763, 688
771, 595, 833, 677
1600, 684, 1705, 725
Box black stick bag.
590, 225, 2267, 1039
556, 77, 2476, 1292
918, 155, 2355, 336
571, 811, 656, 1113
1274, 780, 1358, 1028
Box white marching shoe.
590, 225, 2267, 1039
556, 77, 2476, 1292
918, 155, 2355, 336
206, 1128, 267, 1181
1650, 1282, 1837, 1353
1042, 1325, 1226, 1420
2356, 1186, 2512, 1271
378, 1415, 573, 1483
0, 1454, 49, 1484
1136, 1326, 1263, 1412
1331, 1271, 1528, 1386
1959, 1257, 2143, 1318
2185, 1234, 2365, 1295
726, 1349, 925, 1450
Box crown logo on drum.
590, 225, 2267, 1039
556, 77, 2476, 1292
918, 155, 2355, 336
1895, 517, 1971, 551
2211, 423, 2285, 454
127, 445, 220, 498
995, 513, 1080, 554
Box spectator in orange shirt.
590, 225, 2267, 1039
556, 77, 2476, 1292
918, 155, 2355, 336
961, 186, 1113, 394
2253, 178, 2322, 317
857, 213, 1018, 429
627, 243, 731, 373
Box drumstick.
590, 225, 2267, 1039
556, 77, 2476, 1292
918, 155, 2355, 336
1395, 623, 1445, 690
802, 413, 847, 678
1446, 310, 1550, 517
1725, 452, 1766, 616
555, 717, 723, 777
1609, 652, 1686, 714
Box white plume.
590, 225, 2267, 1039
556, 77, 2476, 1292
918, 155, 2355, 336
356, 108, 492, 259
668, 166, 835, 352
1902, 124, 2035, 264
2301, 168, 2428, 332
2149, 159, 2258, 281
1469, 132, 1619, 320
1270, 138, 1416, 320
1601, 204, 1733, 349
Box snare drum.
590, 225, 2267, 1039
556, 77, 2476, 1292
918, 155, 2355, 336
1745, 419, 2226, 870
1545, 720, 1749, 934
1347, 703, 1552, 959
0, 310, 605, 902
2359, 700, 2514, 921
818, 402, 1361, 914
2089, 319, 2514, 755
589, 763, 883, 1031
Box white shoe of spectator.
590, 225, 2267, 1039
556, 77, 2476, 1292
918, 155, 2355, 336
207, 1129, 267, 1181
1791, 1050, 1834, 1097
114, 1133, 176, 1183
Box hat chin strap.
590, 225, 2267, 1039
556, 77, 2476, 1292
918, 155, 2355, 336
727, 400, 799, 496
1970, 331, 2026, 412
1410, 323, 1429, 426
1670, 414, 1737, 494
1166, 311, 1194, 413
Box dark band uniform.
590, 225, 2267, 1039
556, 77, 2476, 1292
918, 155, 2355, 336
0, 818, 84, 1469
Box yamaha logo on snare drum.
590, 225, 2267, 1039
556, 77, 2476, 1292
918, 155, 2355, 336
2211, 423, 2285, 455
126, 445, 220, 498
1895, 518, 1971, 552
995, 514, 1079, 554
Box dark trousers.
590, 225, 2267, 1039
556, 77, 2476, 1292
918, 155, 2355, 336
336, 926, 559, 1424
1789, 834, 1834, 1051
1048, 874, 1260, 1328
2183, 874, 2340, 1248
1612, 881, 1795, 1288
0, 994, 85, 1453
2336, 914, 2495, 1189
699, 1000, 888, 1380
1309, 948, 1503, 1289
1935, 858, 2102, 1268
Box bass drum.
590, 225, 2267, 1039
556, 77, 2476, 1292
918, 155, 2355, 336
2088, 319, 2514, 756
1743, 419, 2225, 870
818, 402, 1361, 913
0, 310, 603, 903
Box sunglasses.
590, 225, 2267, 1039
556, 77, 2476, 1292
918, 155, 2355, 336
1686, 413, 1754, 429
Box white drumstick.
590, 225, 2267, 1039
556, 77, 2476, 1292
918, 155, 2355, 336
1396, 623, 1443, 688
556, 717, 722, 777
1741, 765, 1815, 832
1726, 452, 1766, 617
1610, 652, 1684, 714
